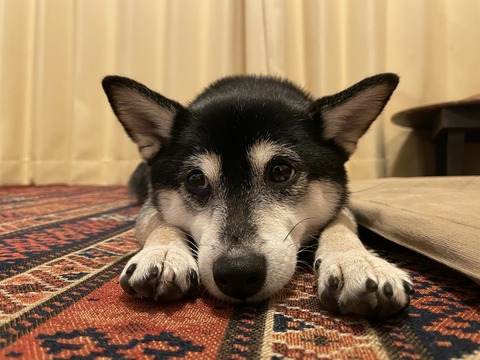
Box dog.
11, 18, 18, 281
102, 73, 413, 316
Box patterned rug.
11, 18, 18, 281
0, 186, 479, 359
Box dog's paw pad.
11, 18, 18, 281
120, 246, 198, 301
316, 252, 413, 317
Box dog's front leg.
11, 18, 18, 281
119, 201, 199, 301
314, 208, 414, 316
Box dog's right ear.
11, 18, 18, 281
102, 76, 185, 161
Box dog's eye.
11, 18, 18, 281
186, 170, 210, 191
267, 161, 297, 184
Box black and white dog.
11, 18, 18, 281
102, 74, 413, 316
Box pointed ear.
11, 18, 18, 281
102, 76, 185, 161
314, 73, 399, 156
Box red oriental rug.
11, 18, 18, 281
0, 186, 479, 359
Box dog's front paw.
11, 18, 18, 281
315, 251, 414, 317
120, 246, 199, 301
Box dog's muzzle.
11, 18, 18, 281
213, 252, 266, 300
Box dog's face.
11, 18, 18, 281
103, 74, 398, 302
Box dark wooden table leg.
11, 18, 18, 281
446, 129, 465, 175
435, 141, 446, 175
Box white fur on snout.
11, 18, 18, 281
248, 181, 343, 300
253, 205, 299, 300
195, 201, 300, 303
194, 207, 229, 301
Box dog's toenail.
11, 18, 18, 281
314, 259, 321, 272
403, 281, 414, 295
119, 276, 136, 296
328, 275, 339, 289
383, 282, 394, 297
126, 264, 137, 276
148, 265, 159, 279
366, 278, 378, 292
188, 269, 199, 287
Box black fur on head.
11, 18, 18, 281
102, 74, 398, 204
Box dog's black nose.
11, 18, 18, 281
213, 253, 266, 300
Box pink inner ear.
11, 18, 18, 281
111, 87, 177, 160
136, 139, 162, 160
321, 84, 393, 155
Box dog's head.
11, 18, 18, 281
103, 74, 398, 302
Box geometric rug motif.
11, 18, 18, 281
0, 186, 479, 359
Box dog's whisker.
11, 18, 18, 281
188, 248, 199, 257
349, 183, 386, 194
282, 217, 320, 243
297, 247, 316, 255
296, 259, 313, 270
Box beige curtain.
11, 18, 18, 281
1, 0, 479, 185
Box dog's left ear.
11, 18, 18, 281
314, 73, 399, 156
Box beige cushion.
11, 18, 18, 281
349, 176, 480, 284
